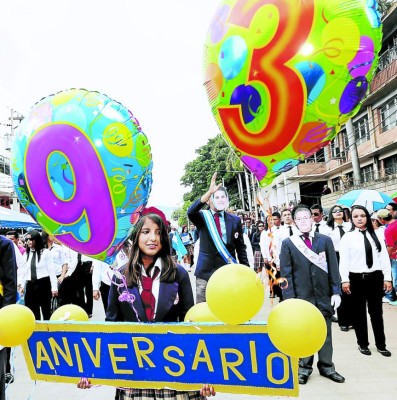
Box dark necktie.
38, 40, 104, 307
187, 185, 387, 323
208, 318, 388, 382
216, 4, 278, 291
288, 226, 293, 236
30, 251, 37, 281
303, 233, 312, 249
214, 212, 222, 237
141, 267, 160, 321
315, 223, 320, 233
337, 225, 345, 238
361, 230, 373, 269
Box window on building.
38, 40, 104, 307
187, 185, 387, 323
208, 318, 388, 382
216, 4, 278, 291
332, 177, 340, 192
0, 156, 11, 176
384, 155, 397, 176
353, 116, 370, 145
361, 164, 374, 183
380, 95, 397, 132
330, 137, 340, 158
340, 129, 349, 150
305, 148, 325, 163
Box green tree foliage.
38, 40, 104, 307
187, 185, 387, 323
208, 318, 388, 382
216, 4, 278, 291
181, 134, 244, 209
171, 201, 192, 227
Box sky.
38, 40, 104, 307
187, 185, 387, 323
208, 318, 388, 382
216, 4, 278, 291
0, 0, 220, 216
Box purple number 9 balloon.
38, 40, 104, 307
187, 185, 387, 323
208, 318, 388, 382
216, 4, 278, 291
12, 89, 153, 262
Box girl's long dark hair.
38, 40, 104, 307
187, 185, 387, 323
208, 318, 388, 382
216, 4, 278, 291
124, 214, 177, 287
26, 230, 45, 263
350, 205, 382, 252
326, 205, 346, 229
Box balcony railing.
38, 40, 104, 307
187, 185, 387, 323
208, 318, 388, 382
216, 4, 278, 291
378, 45, 397, 71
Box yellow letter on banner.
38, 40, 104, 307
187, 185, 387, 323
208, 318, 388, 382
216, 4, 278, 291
108, 344, 133, 375
163, 346, 185, 377
220, 349, 246, 381
267, 353, 289, 385
49, 337, 73, 367
81, 338, 101, 368
132, 337, 155, 368
192, 339, 214, 372
36, 342, 55, 370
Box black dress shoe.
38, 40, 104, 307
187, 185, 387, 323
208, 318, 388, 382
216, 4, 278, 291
298, 374, 308, 384
319, 371, 345, 383
377, 348, 392, 357
358, 346, 371, 355
340, 326, 349, 332
331, 315, 338, 323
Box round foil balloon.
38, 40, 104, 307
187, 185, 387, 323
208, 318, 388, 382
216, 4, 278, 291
204, 0, 382, 186
11, 88, 153, 263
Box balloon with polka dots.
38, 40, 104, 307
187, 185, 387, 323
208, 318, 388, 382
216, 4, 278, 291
11, 88, 153, 263
204, 0, 382, 186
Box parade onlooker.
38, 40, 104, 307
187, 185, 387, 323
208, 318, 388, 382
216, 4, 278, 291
272, 208, 299, 269
380, 208, 397, 305
280, 205, 344, 384
187, 172, 248, 303
252, 221, 265, 274
339, 205, 392, 357
323, 205, 353, 331
386, 202, 397, 220
20, 230, 57, 320
180, 225, 194, 272
5, 231, 25, 255
310, 204, 327, 234
78, 213, 215, 399
244, 219, 256, 242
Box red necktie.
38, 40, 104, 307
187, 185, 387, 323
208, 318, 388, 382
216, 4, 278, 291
214, 212, 222, 237
141, 267, 160, 321
303, 233, 312, 249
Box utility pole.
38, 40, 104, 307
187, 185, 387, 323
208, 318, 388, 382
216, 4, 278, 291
345, 119, 361, 187
6, 109, 23, 150
6, 109, 24, 210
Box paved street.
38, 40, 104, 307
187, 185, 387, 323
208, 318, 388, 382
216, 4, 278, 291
5, 272, 397, 400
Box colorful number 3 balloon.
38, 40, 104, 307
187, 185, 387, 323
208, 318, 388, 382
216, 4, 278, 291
11, 88, 153, 263
204, 0, 382, 186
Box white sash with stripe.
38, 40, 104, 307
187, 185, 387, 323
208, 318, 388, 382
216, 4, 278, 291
290, 235, 328, 273
201, 210, 237, 264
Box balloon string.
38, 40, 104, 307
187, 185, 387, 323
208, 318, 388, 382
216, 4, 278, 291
110, 270, 141, 322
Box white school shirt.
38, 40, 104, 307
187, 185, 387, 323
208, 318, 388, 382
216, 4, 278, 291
48, 243, 68, 276
92, 260, 113, 290
273, 224, 300, 267
339, 228, 392, 283
310, 219, 328, 235
259, 226, 279, 260
322, 222, 352, 252
20, 249, 58, 291
66, 250, 94, 276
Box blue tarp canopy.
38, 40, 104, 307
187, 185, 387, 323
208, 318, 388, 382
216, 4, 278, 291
0, 207, 40, 229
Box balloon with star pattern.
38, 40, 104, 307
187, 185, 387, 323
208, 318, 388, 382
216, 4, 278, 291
11, 88, 153, 263
204, 0, 382, 186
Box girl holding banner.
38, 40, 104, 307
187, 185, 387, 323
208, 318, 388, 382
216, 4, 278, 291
78, 212, 215, 399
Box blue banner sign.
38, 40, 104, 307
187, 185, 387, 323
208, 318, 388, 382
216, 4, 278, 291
22, 321, 298, 396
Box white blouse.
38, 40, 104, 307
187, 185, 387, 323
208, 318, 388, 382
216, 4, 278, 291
20, 249, 57, 291
339, 228, 392, 283
322, 222, 352, 252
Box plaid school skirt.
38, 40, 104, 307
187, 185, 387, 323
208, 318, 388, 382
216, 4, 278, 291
254, 250, 265, 272
116, 388, 205, 400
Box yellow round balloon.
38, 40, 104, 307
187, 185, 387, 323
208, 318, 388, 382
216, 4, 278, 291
206, 264, 264, 325
50, 304, 89, 322
184, 302, 220, 323
0, 304, 36, 347
267, 299, 327, 358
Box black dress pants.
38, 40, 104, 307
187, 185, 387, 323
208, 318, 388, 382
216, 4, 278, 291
349, 270, 386, 350
25, 277, 52, 320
